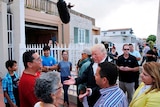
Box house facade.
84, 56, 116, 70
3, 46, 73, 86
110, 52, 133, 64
101, 28, 136, 43
0, 0, 100, 77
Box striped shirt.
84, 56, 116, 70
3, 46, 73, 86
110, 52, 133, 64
94, 85, 128, 107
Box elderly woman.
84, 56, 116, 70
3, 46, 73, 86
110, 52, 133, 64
129, 62, 160, 107
34, 72, 62, 107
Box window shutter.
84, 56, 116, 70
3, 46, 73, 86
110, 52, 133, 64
85, 30, 89, 43
74, 27, 78, 43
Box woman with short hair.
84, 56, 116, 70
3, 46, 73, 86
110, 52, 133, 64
34, 72, 62, 107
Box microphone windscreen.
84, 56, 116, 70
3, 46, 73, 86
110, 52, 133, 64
57, 0, 70, 24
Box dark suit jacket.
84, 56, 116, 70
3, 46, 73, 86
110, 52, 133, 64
75, 58, 108, 107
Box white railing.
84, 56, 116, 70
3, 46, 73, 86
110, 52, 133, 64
24, 0, 58, 15
25, 43, 93, 66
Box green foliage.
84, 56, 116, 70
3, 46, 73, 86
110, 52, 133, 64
146, 35, 156, 43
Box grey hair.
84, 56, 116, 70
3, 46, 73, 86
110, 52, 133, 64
34, 72, 61, 103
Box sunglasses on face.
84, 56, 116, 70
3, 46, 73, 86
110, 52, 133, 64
123, 49, 130, 51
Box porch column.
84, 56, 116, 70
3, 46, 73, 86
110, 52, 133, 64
156, 0, 160, 53
10, 0, 26, 75
0, 1, 8, 77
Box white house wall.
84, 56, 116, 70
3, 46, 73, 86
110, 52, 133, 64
156, 0, 160, 51
70, 13, 93, 44
101, 36, 135, 43
101, 28, 137, 44
0, 1, 8, 77
10, 0, 26, 75
107, 30, 131, 36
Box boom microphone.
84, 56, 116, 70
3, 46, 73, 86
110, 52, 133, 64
57, 0, 70, 24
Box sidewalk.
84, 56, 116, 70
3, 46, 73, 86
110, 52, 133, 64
0, 81, 76, 107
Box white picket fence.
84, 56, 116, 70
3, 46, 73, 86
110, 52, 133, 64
25, 43, 93, 66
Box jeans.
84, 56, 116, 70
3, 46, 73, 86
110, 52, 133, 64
61, 76, 70, 104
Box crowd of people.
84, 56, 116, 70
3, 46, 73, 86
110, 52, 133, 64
1, 42, 160, 107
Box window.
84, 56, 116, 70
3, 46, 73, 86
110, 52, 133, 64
78, 29, 85, 43
74, 27, 89, 44
121, 32, 126, 34
104, 32, 107, 36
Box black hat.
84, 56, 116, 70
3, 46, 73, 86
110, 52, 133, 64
154, 47, 157, 49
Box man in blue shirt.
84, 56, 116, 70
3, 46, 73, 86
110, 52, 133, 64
2, 60, 19, 107
129, 43, 141, 90
41, 46, 57, 72
94, 62, 128, 107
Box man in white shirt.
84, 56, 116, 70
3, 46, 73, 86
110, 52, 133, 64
140, 43, 150, 66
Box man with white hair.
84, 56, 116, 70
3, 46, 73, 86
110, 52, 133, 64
64, 44, 108, 107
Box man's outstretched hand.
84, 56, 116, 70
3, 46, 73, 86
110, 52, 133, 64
63, 76, 75, 85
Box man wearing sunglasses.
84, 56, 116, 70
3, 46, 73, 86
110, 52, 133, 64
117, 44, 139, 104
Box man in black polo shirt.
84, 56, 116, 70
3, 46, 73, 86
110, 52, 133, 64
117, 44, 139, 103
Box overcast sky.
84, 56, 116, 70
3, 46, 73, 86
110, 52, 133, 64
65, 0, 159, 38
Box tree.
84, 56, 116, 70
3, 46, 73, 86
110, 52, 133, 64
146, 35, 156, 49
146, 35, 156, 43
